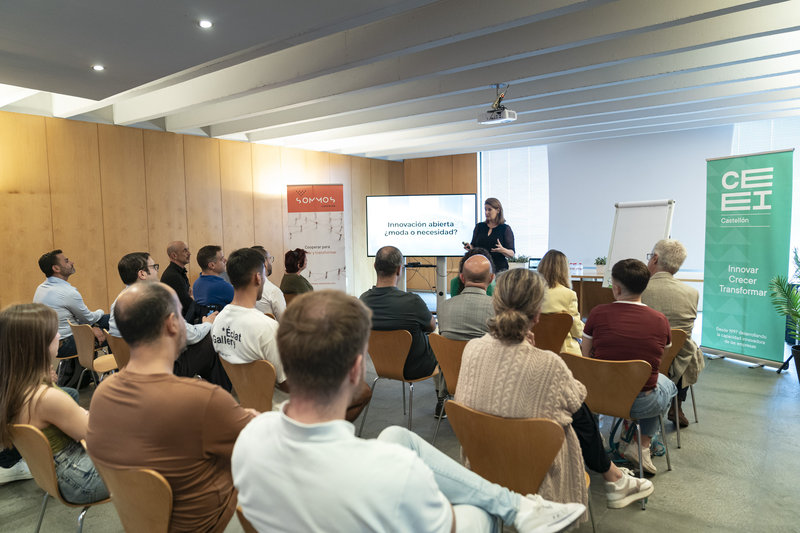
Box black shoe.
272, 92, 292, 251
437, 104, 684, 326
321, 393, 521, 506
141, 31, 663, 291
434, 397, 447, 419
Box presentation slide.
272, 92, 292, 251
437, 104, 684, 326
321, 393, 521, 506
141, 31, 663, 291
367, 194, 477, 256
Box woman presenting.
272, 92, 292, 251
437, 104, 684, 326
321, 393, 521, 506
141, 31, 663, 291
466, 197, 515, 273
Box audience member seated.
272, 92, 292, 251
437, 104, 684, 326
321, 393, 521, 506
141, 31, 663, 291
0, 303, 108, 504
538, 249, 584, 356
160, 240, 196, 319
279, 248, 314, 295
449, 247, 496, 297
193, 245, 234, 310
232, 290, 585, 533
582, 259, 677, 475
456, 269, 653, 513
642, 239, 705, 428
438, 253, 495, 341
109, 252, 231, 390
360, 246, 442, 411
87, 282, 255, 533
33, 249, 109, 388
250, 246, 287, 320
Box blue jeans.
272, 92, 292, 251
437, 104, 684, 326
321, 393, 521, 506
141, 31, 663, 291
52, 441, 109, 504
378, 426, 519, 532
629, 373, 677, 436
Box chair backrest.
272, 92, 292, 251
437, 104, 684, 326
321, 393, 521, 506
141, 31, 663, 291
69, 322, 98, 370
91, 462, 172, 533
428, 333, 467, 393
218, 357, 277, 412
283, 293, 298, 306
367, 330, 413, 382
532, 312, 573, 353
446, 401, 564, 495
659, 329, 688, 376
10, 424, 64, 503
105, 331, 131, 370
558, 353, 651, 419
579, 281, 614, 319
237, 506, 258, 533
264, 312, 276, 320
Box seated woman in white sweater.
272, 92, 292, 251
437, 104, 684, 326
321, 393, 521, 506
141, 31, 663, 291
537, 249, 583, 355
455, 269, 653, 512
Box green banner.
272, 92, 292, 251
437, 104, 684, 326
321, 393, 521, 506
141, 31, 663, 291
702, 150, 794, 363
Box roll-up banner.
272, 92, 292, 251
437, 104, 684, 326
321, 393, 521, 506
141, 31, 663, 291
702, 149, 794, 366
286, 184, 346, 291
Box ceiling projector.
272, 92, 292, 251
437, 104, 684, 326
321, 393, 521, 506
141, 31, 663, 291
478, 83, 517, 125
478, 108, 517, 124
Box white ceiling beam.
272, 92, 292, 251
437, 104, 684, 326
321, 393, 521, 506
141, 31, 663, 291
0, 84, 38, 107
161, 0, 784, 131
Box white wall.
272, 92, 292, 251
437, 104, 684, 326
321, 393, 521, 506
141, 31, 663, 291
548, 126, 734, 272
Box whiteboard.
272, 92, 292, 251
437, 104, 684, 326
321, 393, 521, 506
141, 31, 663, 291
604, 200, 675, 286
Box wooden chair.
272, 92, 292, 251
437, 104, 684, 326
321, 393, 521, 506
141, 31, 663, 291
428, 333, 468, 444
358, 330, 440, 436
659, 329, 688, 448
91, 462, 172, 533
283, 293, 298, 306
578, 281, 614, 319
559, 353, 670, 509
104, 331, 131, 370
10, 424, 110, 533
69, 322, 117, 388
532, 312, 574, 353
264, 312, 276, 320
237, 506, 258, 533
218, 357, 277, 412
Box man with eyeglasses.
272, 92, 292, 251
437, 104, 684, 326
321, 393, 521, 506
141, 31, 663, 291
108, 252, 230, 389
193, 245, 234, 311
251, 245, 287, 320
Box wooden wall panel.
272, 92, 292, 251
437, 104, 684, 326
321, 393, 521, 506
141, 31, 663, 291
403, 158, 428, 194
143, 130, 188, 274
45, 118, 108, 310
98, 125, 149, 303
252, 144, 285, 282
0, 112, 53, 307
369, 159, 389, 195
305, 150, 331, 184
280, 147, 306, 185
427, 156, 453, 194
388, 161, 404, 195
183, 136, 223, 274
351, 157, 373, 296
453, 153, 478, 193
220, 140, 255, 254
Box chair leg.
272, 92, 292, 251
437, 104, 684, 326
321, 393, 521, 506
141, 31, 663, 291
357, 376, 381, 437
76, 506, 90, 533
77, 368, 89, 390
35, 492, 49, 533
635, 422, 645, 510
432, 397, 448, 445
658, 414, 672, 471
689, 385, 698, 423
587, 490, 596, 533
402, 381, 407, 415
407, 382, 414, 430
674, 395, 681, 449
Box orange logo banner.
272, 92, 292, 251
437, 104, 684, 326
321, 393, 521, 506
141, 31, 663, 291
287, 184, 344, 213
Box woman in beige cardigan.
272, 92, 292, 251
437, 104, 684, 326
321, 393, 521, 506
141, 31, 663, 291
538, 249, 582, 355
455, 269, 653, 512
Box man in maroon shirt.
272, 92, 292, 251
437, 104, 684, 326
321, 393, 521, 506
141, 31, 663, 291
581, 259, 677, 475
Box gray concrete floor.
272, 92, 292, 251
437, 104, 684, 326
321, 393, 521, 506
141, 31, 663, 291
2, 355, 799, 532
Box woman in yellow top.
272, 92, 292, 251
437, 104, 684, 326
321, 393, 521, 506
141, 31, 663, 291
537, 249, 583, 355
0, 303, 108, 504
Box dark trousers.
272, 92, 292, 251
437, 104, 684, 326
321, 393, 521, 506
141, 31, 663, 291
173, 335, 232, 392
676, 377, 688, 402
571, 402, 611, 474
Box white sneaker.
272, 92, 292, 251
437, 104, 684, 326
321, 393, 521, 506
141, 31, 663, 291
605, 467, 654, 508
0, 460, 32, 485
514, 493, 586, 533
621, 441, 657, 475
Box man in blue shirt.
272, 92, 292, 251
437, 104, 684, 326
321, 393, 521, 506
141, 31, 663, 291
33, 249, 109, 387
193, 245, 234, 311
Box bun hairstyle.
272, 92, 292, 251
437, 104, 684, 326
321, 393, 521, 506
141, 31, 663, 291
285, 248, 307, 274
488, 269, 546, 343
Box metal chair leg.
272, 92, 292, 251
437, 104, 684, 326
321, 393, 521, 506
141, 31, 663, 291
659, 414, 672, 471
407, 383, 414, 430
76, 506, 90, 533
35, 492, 49, 533
587, 490, 596, 532
402, 381, 407, 415
689, 385, 698, 422
635, 422, 645, 510
674, 395, 681, 448
432, 397, 448, 445
357, 376, 381, 437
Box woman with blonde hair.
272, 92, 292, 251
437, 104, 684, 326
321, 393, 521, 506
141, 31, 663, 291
0, 303, 108, 504
537, 249, 583, 355
455, 269, 653, 513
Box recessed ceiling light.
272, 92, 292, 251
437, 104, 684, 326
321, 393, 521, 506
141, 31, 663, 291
92, 64, 104, 71
198, 19, 213, 29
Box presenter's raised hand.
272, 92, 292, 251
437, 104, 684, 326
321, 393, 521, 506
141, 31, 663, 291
492, 239, 513, 258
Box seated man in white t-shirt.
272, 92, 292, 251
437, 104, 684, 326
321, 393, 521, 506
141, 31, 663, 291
212, 248, 287, 393
232, 290, 585, 533
250, 245, 287, 320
